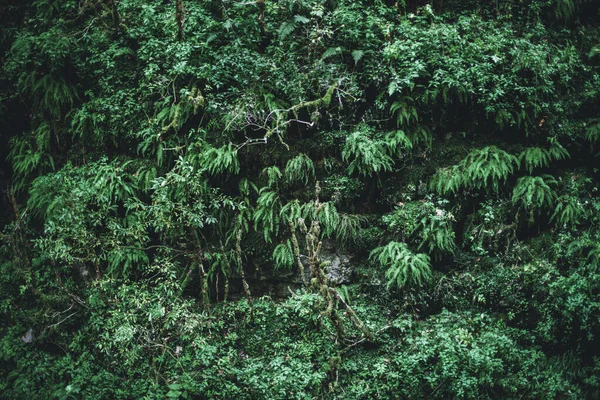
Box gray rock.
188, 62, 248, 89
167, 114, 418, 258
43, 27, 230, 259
296, 241, 353, 285
323, 254, 353, 285
320, 240, 353, 285
21, 328, 35, 343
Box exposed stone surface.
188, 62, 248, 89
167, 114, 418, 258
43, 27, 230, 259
322, 253, 353, 285
21, 328, 35, 343
315, 240, 353, 285
241, 240, 354, 299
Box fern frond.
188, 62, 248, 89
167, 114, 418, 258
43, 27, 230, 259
587, 243, 600, 269
278, 20, 296, 40
285, 153, 315, 185
337, 285, 351, 304
410, 125, 433, 148
385, 130, 413, 157
418, 217, 456, 256
512, 175, 557, 212
335, 213, 367, 247
463, 146, 518, 192
106, 247, 149, 278
550, 195, 584, 227
202, 143, 240, 175
390, 96, 418, 127
253, 188, 281, 242
342, 126, 394, 176
430, 165, 463, 195
205, 251, 233, 281
319, 201, 340, 238
585, 119, 600, 144
261, 166, 282, 188
321, 47, 343, 60
134, 164, 157, 192
273, 240, 295, 270
432, 146, 517, 195
547, 138, 570, 161
280, 200, 304, 225
351, 50, 365, 65
519, 140, 569, 174
9, 124, 55, 191
28, 173, 60, 217
519, 147, 552, 174
385, 200, 455, 258
554, 0, 575, 19
239, 178, 258, 196
294, 15, 310, 24
370, 242, 432, 289
20, 71, 76, 118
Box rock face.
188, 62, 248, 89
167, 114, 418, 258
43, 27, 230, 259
322, 254, 353, 285
319, 240, 353, 285
242, 240, 354, 299
299, 240, 354, 285
21, 328, 35, 343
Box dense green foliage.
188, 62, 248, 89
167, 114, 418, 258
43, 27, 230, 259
1, 0, 600, 398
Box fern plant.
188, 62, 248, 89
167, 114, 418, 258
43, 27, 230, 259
342, 126, 393, 176
429, 165, 463, 196
280, 199, 364, 248
201, 144, 240, 175
385, 130, 413, 157
431, 146, 518, 195
318, 201, 340, 238
273, 240, 295, 270
370, 242, 432, 289
262, 166, 283, 188
8, 28, 77, 119
418, 213, 456, 256
551, 195, 584, 227
8, 122, 55, 191
277, 14, 310, 40
106, 247, 149, 278
461, 146, 518, 192
553, 0, 575, 19
585, 119, 600, 145
334, 213, 366, 247
383, 200, 456, 259
155, 95, 192, 134
390, 96, 419, 127
285, 153, 315, 185
280, 199, 305, 226
512, 175, 557, 209
519, 141, 569, 174
408, 125, 433, 148
28, 170, 64, 219
134, 163, 158, 193
512, 175, 557, 223
22, 73, 77, 119
253, 188, 281, 242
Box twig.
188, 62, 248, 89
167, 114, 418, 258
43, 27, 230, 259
340, 325, 391, 354
47, 312, 78, 329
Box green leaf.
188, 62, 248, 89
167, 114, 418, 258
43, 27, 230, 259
321, 47, 342, 60
370, 242, 432, 289
351, 50, 365, 65
278, 21, 296, 40
294, 15, 310, 24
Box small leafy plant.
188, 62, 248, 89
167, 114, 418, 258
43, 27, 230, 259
370, 241, 432, 289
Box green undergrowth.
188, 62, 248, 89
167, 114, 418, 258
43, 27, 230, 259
2, 0, 600, 398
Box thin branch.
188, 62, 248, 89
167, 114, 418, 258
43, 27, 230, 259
340, 325, 391, 354
47, 312, 78, 330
